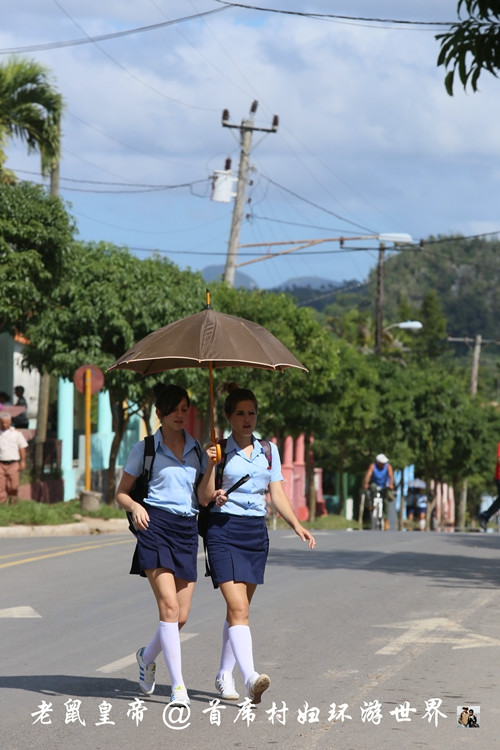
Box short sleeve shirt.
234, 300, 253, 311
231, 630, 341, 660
124, 428, 206, 516
0, 427, 28, 461
213, 434, 283, 517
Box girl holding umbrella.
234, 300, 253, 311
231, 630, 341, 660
197, 382, 316, 705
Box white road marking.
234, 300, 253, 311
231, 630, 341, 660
97, 632, 198, 673
375, 617, 500, 655
0, 606, 42, 618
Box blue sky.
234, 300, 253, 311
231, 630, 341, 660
2, 1, 499, 290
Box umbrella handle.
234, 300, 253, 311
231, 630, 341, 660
214, 443, 222, 463
209, 361, 222, 463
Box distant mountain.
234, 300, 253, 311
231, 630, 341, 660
272, 276, 341, 291
202, 265, 258, 290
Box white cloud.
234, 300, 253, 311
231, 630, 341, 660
1, 0, 499, 288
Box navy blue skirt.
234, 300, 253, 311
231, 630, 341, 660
206, 514, 269, 586
130, 504, 198, 581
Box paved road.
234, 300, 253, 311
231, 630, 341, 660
1, 529, 498, 748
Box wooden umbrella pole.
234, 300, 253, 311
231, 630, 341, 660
206, 289, 220, 462
209, 361, 216, 444
209, 361, 221, 463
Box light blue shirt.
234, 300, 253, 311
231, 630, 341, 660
213, 434, 283, 517
124, 428, 205, 516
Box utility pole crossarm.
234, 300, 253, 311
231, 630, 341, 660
235, 235, 379, 269
446, 334, 500, 397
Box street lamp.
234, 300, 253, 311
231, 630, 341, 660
384, 320, 423, 333
375, 233, 413, 354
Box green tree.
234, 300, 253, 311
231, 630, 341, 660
22, 242, 207, 502
415, 290, 448, 358
0, 56, 62, 179
437, 1, 500, 94
0, 180, 75, 334
0, 56, 64, 468
313, 340, 380, 512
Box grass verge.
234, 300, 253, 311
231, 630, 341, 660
0, 498, 125, 527
0, 499, 360, 530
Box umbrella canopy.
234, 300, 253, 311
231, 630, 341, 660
108, 306, 307, 375
108, 293, 307, 455
408, 478, 426, 490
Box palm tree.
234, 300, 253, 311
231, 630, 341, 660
0, 56, 64, 472
0, 55, 63, 181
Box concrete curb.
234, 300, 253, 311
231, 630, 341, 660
0, 518, 129, 538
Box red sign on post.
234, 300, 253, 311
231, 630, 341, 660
73, 365, 105, 395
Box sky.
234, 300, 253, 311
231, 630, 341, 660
2, 1, 499, 292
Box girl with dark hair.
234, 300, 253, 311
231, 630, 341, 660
116, 383, 216, 707
197, 382, 316, 705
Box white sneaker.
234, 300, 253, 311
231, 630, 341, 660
136, 647, 156, 695
215, 671, 240, 700
246, 672, 270, 704
170, 685, 190, 707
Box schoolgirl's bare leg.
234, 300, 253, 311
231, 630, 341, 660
142, 574, 194, 664
218, 581, 269, 702
219, 580, 256, 626
145, 568, 194, 701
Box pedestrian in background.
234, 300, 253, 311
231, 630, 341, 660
0, 412, 27, 503
12, 386, 29, 429
478, 444, 500, 531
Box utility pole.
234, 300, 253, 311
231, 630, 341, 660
221, 101, 278, 286
446, 333, 500, 397
375, 242, 385, 354
35, 162, 60, 476
373, 234, 413, 354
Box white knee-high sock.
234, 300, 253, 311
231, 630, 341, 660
218, 619, 236, 678
142, 625, 162, 665
228, 624, 255, 685
159, 621, 185, 688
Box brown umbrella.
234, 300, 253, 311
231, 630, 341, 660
108, 291, 307, 455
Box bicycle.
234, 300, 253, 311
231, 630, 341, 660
371, 486, 384, 531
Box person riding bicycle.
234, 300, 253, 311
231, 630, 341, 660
363, 454, 395, 530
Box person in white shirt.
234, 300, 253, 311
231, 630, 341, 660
0, 412, 28, 503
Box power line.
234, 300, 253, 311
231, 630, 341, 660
262, 175, 377, 234
12, 169, 210, 194
251, 214, 380, 235
0, 7, 229, 54
214, 2, 453, 27
51, 1, 219, 113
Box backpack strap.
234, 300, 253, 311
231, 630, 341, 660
215, 437, 272, 489
142, 434, 156, 482
215, 438, 228, 490
259, 439, 272, 471
193, 440, 202, 465
127, 434, 156, 536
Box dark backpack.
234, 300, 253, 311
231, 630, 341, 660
127, 435, 202, 536
197, 438, 272, 579
127, 435, 156, 536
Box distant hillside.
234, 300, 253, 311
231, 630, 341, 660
272, 276, 340, 291
304, 234, 500, 339
202, 265, 258, 289
270, 277, 365, 311
369, 234, 500, 340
